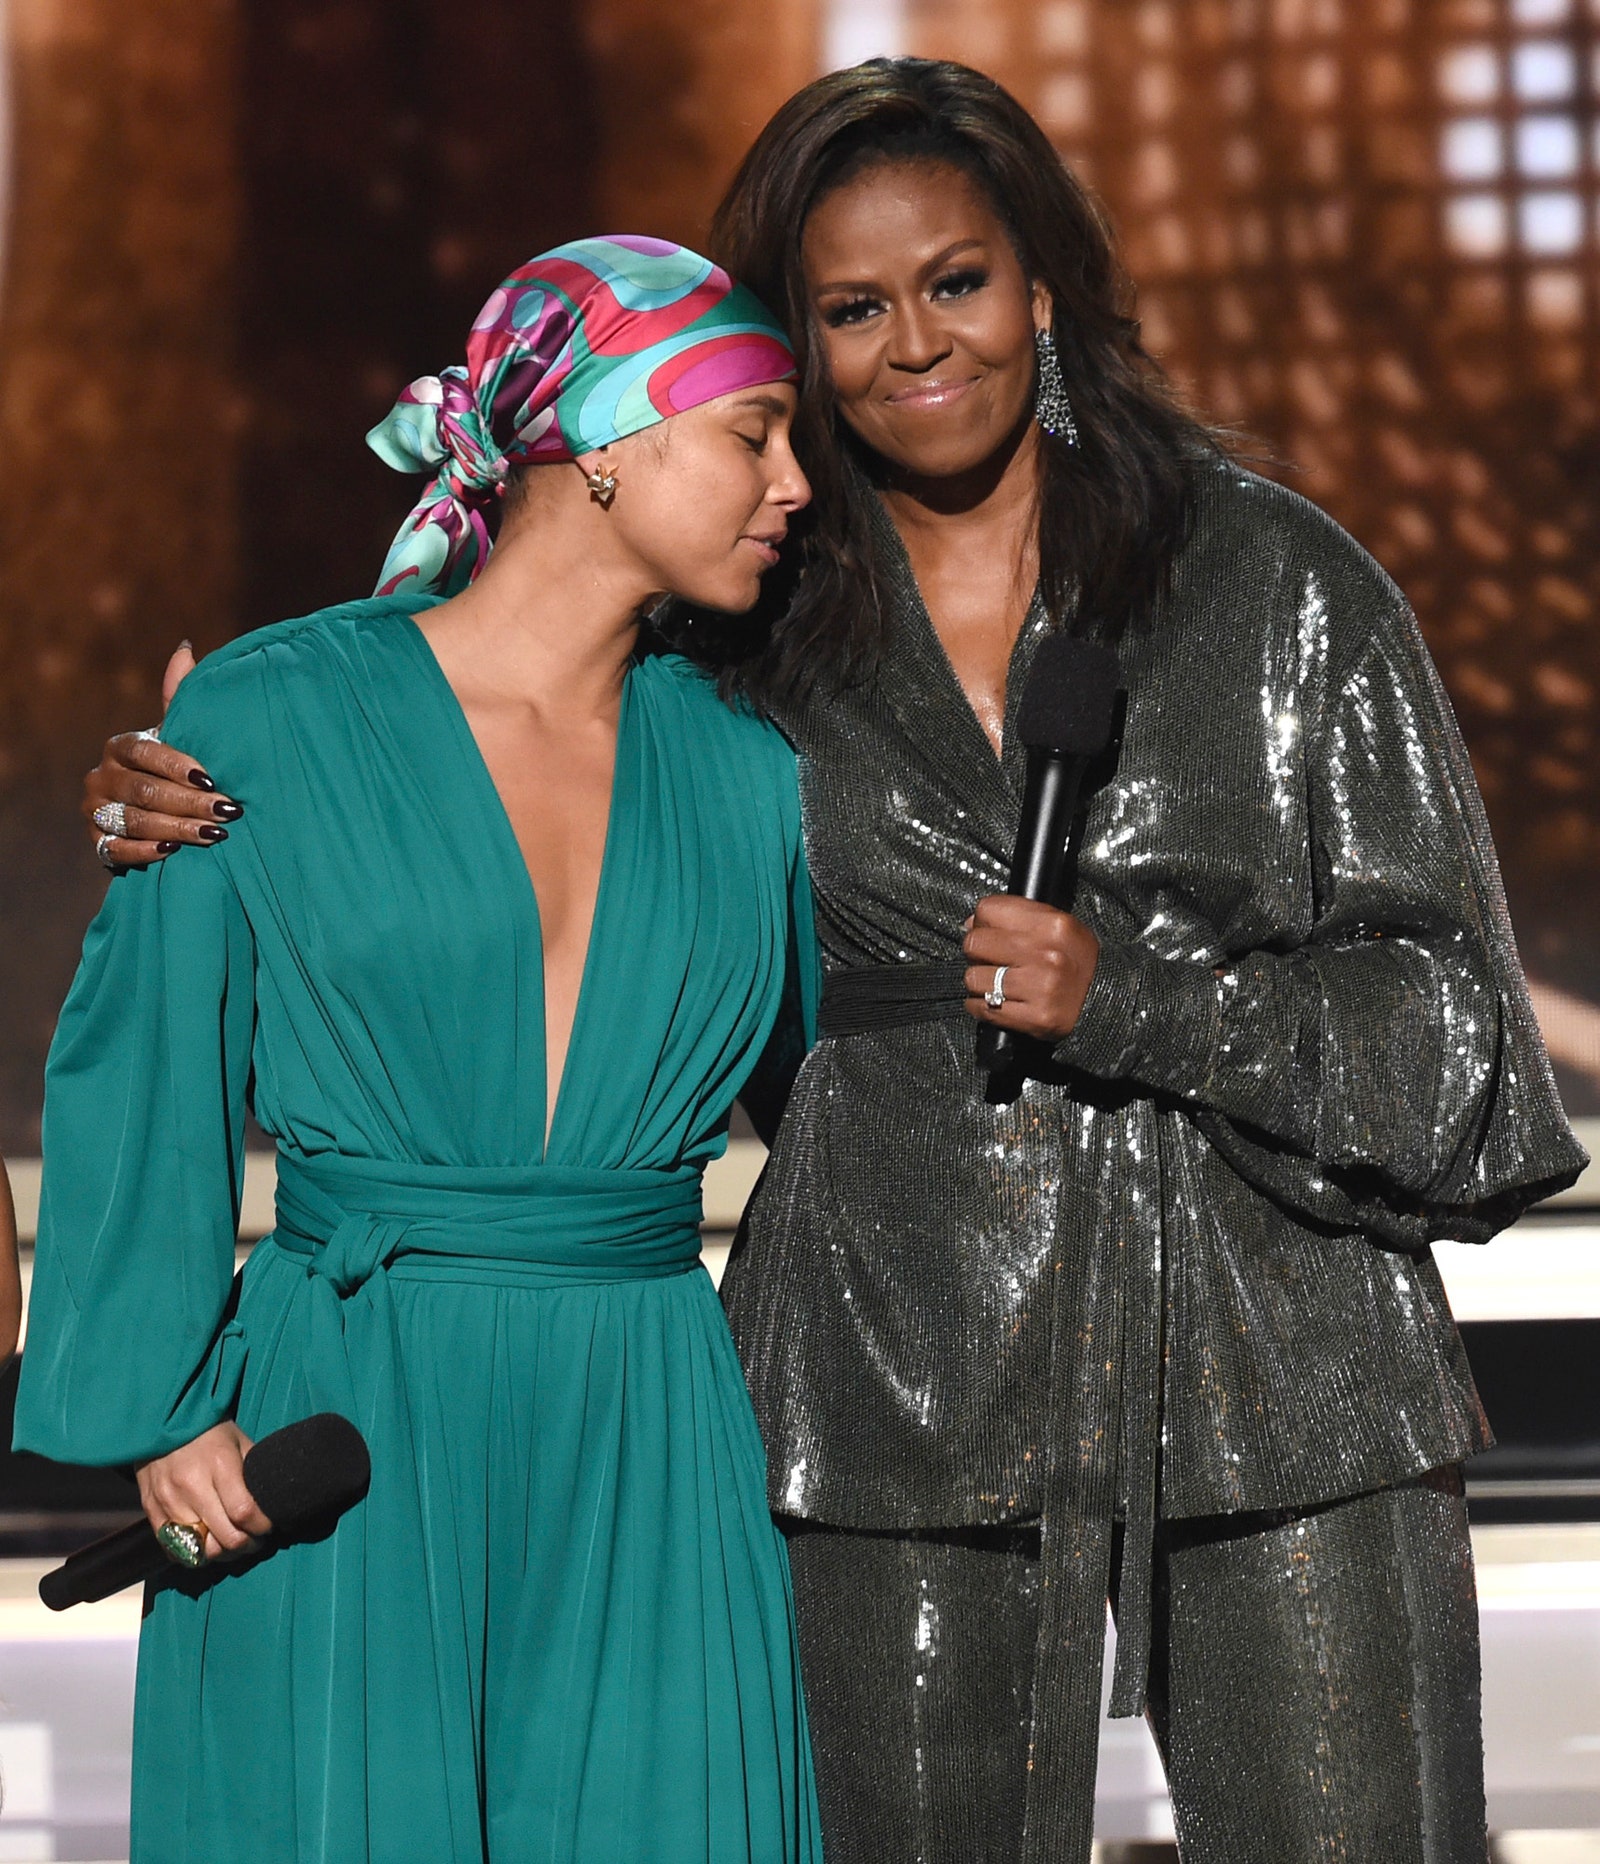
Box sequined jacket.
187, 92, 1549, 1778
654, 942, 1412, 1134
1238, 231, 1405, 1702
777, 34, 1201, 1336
722, 462, 1585, 1541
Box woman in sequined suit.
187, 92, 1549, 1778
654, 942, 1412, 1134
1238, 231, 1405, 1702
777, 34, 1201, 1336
83, 59, 1583, 1864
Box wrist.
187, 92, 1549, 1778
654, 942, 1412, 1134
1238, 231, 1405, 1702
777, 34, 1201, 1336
1052, 943, 1221, 1090
1045, 925, 1100, 1040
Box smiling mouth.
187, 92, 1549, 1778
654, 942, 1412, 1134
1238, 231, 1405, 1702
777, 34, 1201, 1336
884, 377, 980, 409
740, 534, 785, 566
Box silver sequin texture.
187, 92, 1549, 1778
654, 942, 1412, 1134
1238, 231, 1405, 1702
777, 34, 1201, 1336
1151, 1471, 1488, 1863
720, 464, 1583, 1861
726, 461, 1582, 1530
782, 1474, 1486, 1864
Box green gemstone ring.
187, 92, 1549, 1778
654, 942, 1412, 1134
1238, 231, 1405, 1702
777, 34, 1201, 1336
155, 1520, 208, 1569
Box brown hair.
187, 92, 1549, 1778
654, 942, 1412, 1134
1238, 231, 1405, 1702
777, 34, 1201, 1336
665, 57, 1223, 707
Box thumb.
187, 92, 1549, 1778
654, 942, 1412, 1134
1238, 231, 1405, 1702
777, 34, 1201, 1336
161, 640, 198, 712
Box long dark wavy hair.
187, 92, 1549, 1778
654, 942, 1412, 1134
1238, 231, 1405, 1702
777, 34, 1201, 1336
660, 58, 1225, 709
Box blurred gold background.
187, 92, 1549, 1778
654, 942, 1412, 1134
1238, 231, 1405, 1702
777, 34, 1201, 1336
3, 0, 1599, 1144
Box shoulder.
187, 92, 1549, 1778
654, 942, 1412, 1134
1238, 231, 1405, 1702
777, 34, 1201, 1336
1175, 459, 1412, 671
636, 652, 799, 779
1184, 460, 1403, 607
159, 596, 424, 765
634, 653, 802, 854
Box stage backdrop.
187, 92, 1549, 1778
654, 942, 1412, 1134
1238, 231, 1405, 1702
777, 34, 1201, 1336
2, 0, 1597, 1148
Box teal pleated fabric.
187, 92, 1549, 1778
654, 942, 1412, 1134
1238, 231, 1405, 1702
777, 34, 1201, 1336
15, 597, 823, 1864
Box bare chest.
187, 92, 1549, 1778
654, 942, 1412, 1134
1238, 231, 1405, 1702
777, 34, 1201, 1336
916, 566, 1031, 757
468, 710, 618, 1123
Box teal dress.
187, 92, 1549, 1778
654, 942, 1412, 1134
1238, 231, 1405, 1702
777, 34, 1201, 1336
16, 597, 824, 1864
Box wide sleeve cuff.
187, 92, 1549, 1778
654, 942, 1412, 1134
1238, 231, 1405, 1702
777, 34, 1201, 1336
1052, 942, 1222, 1095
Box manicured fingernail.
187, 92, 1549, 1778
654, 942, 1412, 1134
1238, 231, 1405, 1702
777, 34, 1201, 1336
157, 841, 180, 854
197, 824, 229, 843
212, 799, 243, 821
178, 639, 193, 652
188, 769, 216, 791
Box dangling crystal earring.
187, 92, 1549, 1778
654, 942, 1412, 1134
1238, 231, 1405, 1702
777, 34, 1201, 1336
585, 462, 618, 507
1034, 329, 1080, 447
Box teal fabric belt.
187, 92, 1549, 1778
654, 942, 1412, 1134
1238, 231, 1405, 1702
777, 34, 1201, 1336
271, 1150, 706, 1296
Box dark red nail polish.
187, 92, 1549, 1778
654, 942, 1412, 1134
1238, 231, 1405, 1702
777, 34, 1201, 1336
212, 799, 243, 821
188, 769, 216, 791
197, 824, 229, 843
157, 841, 181, 854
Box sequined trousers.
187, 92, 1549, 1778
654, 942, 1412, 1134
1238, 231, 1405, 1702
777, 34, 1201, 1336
782, 1468, 1487, 1864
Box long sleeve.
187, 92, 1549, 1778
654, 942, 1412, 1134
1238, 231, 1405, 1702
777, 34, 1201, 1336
738, 809, 821, 1149
14, 841, 256, 1467
1056, 591, 1585, 1245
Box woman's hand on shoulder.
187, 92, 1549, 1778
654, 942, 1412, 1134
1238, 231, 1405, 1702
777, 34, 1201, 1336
136, 1421, 272, 1563
84, 644, 243, 868
962, 895, 1099, 1040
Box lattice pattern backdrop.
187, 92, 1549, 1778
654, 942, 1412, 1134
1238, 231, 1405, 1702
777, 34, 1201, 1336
2, 0, 1597, 1136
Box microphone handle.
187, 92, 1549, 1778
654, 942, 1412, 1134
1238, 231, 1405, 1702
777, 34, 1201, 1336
37, 1516, 165, 1611
977, 751, 1089, 1090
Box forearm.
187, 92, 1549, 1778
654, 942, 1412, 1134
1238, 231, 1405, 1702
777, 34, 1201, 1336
17, 1142, 248, 1467
1056, 933, 1501, 1203
1048, 546, 1582, 1237
14, 845, 255, 1466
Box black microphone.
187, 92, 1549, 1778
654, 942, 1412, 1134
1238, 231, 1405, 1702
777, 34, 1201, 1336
38, 1412, 371, 1611
977, 635, 1124, 1102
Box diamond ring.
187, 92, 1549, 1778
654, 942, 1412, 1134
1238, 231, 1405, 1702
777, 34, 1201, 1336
92, 801, 128, 837
985, 965, 1010, 1010
95, 834, 120, 871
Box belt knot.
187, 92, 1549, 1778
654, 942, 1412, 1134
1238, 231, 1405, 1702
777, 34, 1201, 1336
309, 1211, 412, 1299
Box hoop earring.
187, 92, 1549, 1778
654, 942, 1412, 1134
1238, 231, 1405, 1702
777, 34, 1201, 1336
1034, 329, 1080, 447
585, 463, 618, 507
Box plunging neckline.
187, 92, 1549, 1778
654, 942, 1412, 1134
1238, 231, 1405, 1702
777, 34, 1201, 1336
398, 613, 631, 1161
869, 498, 1047, 778
915, 589, 1044, 772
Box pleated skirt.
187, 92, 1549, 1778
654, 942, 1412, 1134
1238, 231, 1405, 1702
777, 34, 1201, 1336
131, 1244, 823, 1864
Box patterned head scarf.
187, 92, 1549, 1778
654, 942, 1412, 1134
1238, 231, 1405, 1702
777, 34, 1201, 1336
368, 236, 798, 598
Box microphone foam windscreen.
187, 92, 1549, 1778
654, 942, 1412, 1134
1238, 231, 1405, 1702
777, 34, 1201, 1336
1017, 636, 1123, 757
242, 1412, 371, 1532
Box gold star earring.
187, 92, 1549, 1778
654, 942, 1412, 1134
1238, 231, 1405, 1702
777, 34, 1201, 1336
585, 462, 618, 508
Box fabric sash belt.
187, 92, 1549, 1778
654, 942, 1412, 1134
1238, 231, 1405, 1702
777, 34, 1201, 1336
817, 960, 969, 1037
271, 1150, 706, 1296
235, 1150, 708, 1756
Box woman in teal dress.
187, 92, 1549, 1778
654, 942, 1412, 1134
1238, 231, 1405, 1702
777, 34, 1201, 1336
16, 239, 823, 1864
